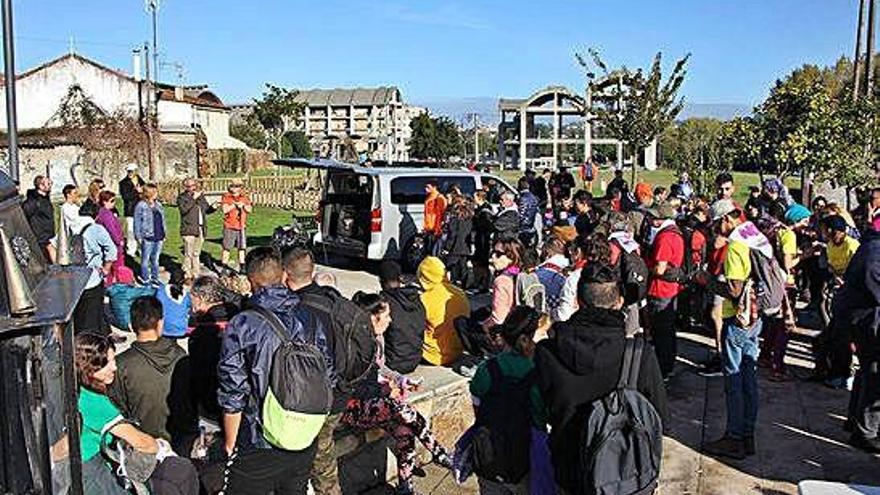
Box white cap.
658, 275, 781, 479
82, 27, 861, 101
125, 163, 138, 172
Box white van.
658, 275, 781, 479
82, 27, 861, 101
275, 158, 515, 260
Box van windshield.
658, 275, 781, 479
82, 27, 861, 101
390, 176, 476, 204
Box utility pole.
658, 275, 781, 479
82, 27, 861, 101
2, 0, 19, 183
471, 113, 479, 164
147, 0, 160, 84
866, 0, 877, 99
143, 42, 155, 180
855, 0, 867, 101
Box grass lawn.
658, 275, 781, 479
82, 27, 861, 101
160, 205, 314, 266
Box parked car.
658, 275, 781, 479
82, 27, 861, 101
275, 158, 515, 262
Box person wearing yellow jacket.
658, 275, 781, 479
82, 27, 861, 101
418, 256, 470, 365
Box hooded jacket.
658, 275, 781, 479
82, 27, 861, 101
381, 284, 427, 374
108, 338, 196, 445
835, 228, 880, 360
22, 188, 55, 245
217, 285, 332, 452
189, 301, 240, 421
419, 257, 469, 366
535, 306, 668, 491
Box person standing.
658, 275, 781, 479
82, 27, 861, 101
60, 184, 82, 237
441, 195, 474, 287
472, 190, 495, 293
95, 190, 126, 283
70, 211, 117, 334
698, 200, 768, 459
134, 183, 166, 286
119, 163, 144, 256
423, 179, 447, 254
494, 191, 520, 242
517, 177, 539, 248
218, 247, 332, 494
79, 178, 106, 219
644, 202, 685, 380
176, 178, 215, 280
22, 175, 54, 257
221, 178, 252, 269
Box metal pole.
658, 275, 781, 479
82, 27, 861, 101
854, 0, 866, 101
151, 2, 159, 85
866, 0, 876, 98
2, 0, 19, 183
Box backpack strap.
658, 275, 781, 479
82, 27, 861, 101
250, 306, 291, 344
617, 337, 645, 390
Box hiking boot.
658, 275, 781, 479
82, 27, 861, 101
744, 436, 756, 456
848, 434, 880, 454
703, 436, 746, 460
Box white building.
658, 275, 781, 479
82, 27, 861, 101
0, 53, 245, 150
232, 87, 426, 162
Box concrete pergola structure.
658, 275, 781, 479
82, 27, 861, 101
497, 84, 657, 171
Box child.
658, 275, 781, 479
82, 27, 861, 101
156, 269, 191, 338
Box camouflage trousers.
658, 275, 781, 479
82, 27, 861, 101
310, 413, 343, 495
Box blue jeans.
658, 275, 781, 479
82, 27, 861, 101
140, 239, 163, 284
722, 317, 762, 439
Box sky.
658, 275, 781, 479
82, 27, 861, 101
9, 0, 861, 107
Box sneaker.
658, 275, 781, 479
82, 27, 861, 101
703, 436, 746, 460
744, 436, 756, 456
433, 452, 453, 470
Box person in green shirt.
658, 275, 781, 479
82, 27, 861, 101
470, 306, 548, 495
75, 332, 197, 495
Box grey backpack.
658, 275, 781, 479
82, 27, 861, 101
578, 337, 663, 495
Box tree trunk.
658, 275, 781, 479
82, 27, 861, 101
867, 0, 877, 98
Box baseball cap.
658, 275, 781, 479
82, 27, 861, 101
644, 201, 677, 219
125, 163, 138, 172
711, 199, 737, 221
763, 178, 782, 194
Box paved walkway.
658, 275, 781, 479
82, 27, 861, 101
381, 330, 880, 495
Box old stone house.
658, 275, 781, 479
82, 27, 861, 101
0, 52, 245, 192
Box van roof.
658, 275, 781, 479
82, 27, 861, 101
273, 158, 486, 177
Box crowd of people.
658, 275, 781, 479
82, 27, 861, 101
18, 161, 880, 494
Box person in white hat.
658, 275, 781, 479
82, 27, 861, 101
119, 163, 144, 256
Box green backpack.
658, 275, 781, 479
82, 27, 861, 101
253, 306, 332, 451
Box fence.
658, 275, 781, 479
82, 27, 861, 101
158, 175, 321, 212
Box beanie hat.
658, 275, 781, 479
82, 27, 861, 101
635, 182, 653, 203
823, 214, 848, 234
783, 203, 811, 225
418, 256, 446, 289
378, 260, 402, 284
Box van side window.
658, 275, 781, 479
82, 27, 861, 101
390, 177, 476, 204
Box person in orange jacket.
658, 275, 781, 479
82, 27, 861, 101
423, 180, 448, 254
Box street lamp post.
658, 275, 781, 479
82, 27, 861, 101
2, 0, 19, 183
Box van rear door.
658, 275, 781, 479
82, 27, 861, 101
320, 170, 375, 256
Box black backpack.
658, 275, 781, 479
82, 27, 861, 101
471, 359, 534, 484
68, 223, 95, 265
578, 337, 663, 495
299, 287, 377, 392
252, 306, 332, 451
612, 240, 649, 306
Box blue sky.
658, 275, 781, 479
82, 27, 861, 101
11, 0, 859, 107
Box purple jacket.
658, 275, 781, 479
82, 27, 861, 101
95, 207, 124, 250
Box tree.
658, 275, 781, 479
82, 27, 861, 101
660, 118, 724, 194
720, 116, 763, 172
249, 84, 303, 154
230, 120, 267, 149
409, 113, 464, 162
280, 130, 313, 158
577, 49, 690, 183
